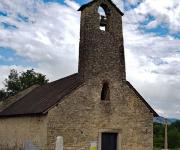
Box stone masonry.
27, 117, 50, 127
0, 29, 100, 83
0, 116, 47, 150
0, 0, 157, 150
47, 77, 154, 150
47, 0, 154, 150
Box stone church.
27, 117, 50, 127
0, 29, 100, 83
0, 0, 158, 149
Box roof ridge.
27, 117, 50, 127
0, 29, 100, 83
47, 73, 79, 85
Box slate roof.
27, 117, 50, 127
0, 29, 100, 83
78, 0, 124, 16
0, 73, 158, 117
0, 73, 82, 117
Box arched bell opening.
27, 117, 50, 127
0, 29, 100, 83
98, 4, 110, 31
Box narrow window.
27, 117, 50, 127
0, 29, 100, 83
98, 6, 107, 31
101, 82, 110, 101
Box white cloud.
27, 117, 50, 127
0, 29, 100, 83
146, 20, 158, 29
134, 0, 180, 31
121, 0, 180, 119
0, 0, 80, 83
64, 0, 80, 10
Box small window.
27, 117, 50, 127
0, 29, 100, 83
98, 6, 107, 31
101, 82, 110, 101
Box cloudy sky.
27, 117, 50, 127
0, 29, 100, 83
0, 0, 180, 119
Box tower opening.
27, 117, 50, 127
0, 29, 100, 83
101, 82, 110, 101
98, 6, 107, 31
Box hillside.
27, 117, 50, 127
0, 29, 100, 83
154, 116, 179, 124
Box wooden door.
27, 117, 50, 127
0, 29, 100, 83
101, 132, 117, 150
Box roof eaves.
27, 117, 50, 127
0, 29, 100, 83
78, 0, 96, 11
0, 112, 47, 118
0, 73, 83, 117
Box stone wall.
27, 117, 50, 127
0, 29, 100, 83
78, 0, 126, 81
47, 76, 153, 150
47, 1, 154, 150
0, 115, 47, 150
0, 1, 154, 150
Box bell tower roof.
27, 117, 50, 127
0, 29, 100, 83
78, 0, 124, 16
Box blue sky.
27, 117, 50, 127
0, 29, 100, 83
0, 0, 180, 119
0, 47, 36, 67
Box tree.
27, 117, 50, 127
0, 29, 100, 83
168, 126, 180, 148
153, 123, 164, 148
171, 120, 180, 132
153, 121, 180, 149
0, 89, 7, 101
0, 69, 49, 101
5, 69, 21, 95
19, 69, 48, 90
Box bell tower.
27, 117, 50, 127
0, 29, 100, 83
78, 0, 125, 81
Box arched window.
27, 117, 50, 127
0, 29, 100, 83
101, 82, 110, 101
98, 6, 107, 31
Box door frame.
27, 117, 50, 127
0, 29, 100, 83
98, 129, 122, 150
